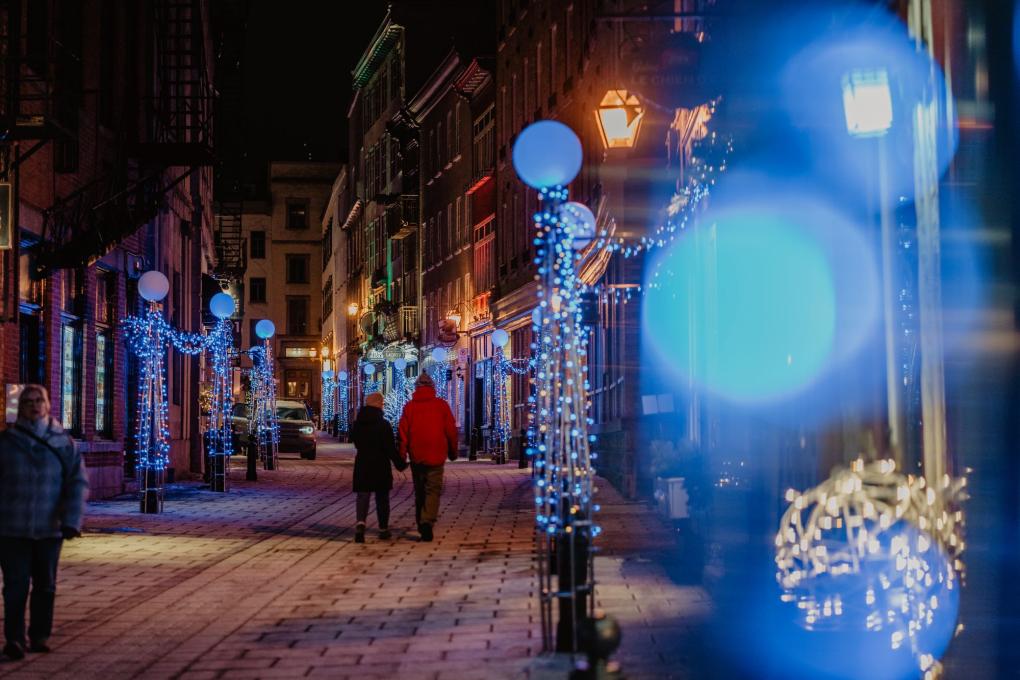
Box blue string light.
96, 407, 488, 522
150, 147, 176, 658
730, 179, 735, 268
246, 343, 279, 468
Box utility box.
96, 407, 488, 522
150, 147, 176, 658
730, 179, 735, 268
654, 477, 690, 520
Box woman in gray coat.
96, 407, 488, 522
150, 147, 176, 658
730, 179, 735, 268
0, 385, 88, 660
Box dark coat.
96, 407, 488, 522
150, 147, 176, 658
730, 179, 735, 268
350, 406, 406, 492
0, 417, 89, 539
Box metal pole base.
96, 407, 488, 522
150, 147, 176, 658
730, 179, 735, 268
139, 468, 163, 514
210, 454, 227, 492
246, 443, 258, 481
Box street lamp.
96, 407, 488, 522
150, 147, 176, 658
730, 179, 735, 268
595, 89, 645, 149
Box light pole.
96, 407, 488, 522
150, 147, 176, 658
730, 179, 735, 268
512, 120, 599, 653
207, 292, 237, 492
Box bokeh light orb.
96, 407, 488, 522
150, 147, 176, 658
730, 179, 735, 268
642, 176, 880, 405
431, 347, 449, 363
254, 319, 275, 339
321, 369, 334, 380
338, 370, 348, 381
491, 329, 509, 348
512, 120, 583, 189
393, 358, 407, 371
561, 201, 596, 249
209, 292, 235, 320
644, 215, 836, 402
363, 363, 376, 376
138, 270, 170, 302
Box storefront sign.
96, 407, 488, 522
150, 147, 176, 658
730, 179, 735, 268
627, 32, 710, 109
0, 183, 11, 250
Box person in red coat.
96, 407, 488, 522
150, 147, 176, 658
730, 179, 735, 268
398, 372, 458, 541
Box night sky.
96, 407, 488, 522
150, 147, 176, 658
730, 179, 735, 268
240, 1, 388, 170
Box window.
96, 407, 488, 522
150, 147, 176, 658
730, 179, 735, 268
551, 24, 558, 90
249, 277, 267, 303
455, 198, 462, 247
322, 275, 333, 320
447, 111, 453, 161
250, 231, 266, 258
286, 254, 310, 284
284, 370, 312, 399
287, 296, 310, 335
536, 42, 543, 110
437, 121, 444, 168
286, 200, 308, 229
95, 332, 112, 436
284, 346, 319, 359
454, 102, 461, 154
61, 324, 81, 433
95, 271, 114, 324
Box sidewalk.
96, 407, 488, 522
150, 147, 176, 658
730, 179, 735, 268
0, 437, 708, 679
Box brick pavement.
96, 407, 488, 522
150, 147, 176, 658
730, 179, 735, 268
0, 438, 708, 679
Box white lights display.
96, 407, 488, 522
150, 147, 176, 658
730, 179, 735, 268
775, 459, 967, 678
336, 369, 350, 434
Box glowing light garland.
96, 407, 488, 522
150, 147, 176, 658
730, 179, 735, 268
492, 345, 532, 446
776, 459, 967, 678
122, 304, 236, 507
336, 372, 350, 433
321, 374, 337, 429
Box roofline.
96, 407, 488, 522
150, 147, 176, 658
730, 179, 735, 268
406, 48, 462, 121
351, 10, 403, 90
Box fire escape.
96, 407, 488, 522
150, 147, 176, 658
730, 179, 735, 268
9, 0, 216, 279
211, 0, 247, 284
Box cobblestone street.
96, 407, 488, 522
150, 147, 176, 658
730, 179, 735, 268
0, 438, 708, 680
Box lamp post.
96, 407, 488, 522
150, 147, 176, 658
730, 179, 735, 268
253, 319, 278, 471
513, 120, 598, 653
207, 292, 237, 492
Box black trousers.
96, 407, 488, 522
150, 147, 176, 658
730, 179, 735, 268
355, 491, 390, 529
0, 537, 63, 645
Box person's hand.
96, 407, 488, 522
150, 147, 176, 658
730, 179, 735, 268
61, 526, 81, 540
448, 449, 458, 462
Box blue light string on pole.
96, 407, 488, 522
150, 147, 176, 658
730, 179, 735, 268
251, 319, 279, 470
336, 370, 350, 434
513, 119, 599, 652
122, 272, 239, 510
321, 370, 336, 429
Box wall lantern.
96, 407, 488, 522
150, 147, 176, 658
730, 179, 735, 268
595, 89, 645, 149
347, 302, 359, 317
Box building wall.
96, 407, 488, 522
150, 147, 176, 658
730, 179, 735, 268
240, 162, 339, 417
0, 0, 216, 495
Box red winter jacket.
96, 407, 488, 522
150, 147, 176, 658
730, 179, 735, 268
398, 386, 458, 466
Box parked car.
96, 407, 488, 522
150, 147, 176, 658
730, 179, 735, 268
233, 399, 317, 460
275, 400, 317, 459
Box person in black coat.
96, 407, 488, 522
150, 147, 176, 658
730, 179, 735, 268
350, 392, 406, 542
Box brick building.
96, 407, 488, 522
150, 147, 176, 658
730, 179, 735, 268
239, 162, 339, 417
409, 51, 495, 447
0, 0, 221, 496
341, 2, 495, 410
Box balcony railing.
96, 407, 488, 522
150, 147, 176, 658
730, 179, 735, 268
386, 194, 420, 239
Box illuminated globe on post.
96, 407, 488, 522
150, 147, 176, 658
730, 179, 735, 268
322, 369, 334, 380
393, 358, 407, 371
138, 270, 170, 302
512, 120, 583, 189
491, 329, 509, 348
254, 319, 276, 339
561, 201, 596, 249
363, 364, 376, 376
431, 347, 448, 363
338, 370, 348, 381
209, 292, 235, 319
